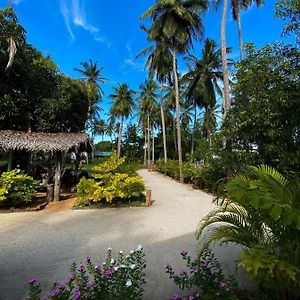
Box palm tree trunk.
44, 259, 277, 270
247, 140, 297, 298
236, 6, 243, 61
144, 129, 147, 166
221, 0, 230, 120
160, 82, 168, 164
152, 130, 155, 162
173, 117, 177, 155
191, 102, 197, 158
147, 114, 151, 168
172, 48, 184, 183
117, 118, 123, 158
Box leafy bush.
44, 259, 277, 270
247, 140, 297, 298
27, 246, 146, 300
196, 165, 300, 299
165, 248, 238, 300
0, 169, 39, 207
76, 152, 145, 206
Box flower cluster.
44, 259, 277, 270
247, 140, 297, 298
27, 246, 146, 300
165, 249, 238, 300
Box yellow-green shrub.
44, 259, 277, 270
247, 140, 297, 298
0, 169, 39, 207
76, 152, 145, 206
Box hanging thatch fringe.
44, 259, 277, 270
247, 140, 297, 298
0, 130, 91, 152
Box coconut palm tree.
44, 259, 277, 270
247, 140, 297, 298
74, 59, 108, 96
141, 0, 208, 183
109, 84, 135, 158
231, 0, 264, 60
202, 104, 221, 148
184, 38, 227, 155
137, 37, 172, 164
138, 80, 159, 167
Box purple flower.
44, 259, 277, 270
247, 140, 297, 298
211, 267, 220, 274
74, 287, 81, 299
95, 264, 102, 271
180, 248, 188, 256
50, 289, 60, 296
220, 281, 226, 288
180, 268, 187, 275
173, 293, 180, 300
66, 274, 74, 283
59, 283, 65, 289
42, 297, 49, 300
194, 256, 198, 262
28, 277, 39, 287
193, 267, 199, 273
79, 264, 85, 271
103, 272, 110, 279
164, 263, 171, 269
86, 256, 91, 262
201, 261, 207, 268
87, 281, 95, 288
189, 296, 194, 300
108, 266, 115, 274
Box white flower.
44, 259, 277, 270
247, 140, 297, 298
107, 247, 112, 251
130, 264, 136, 270
136, 245, 143, 251
119, 264, 126, 268
119, 250, 123, 254
126, 279, 132, 287
110, 259, 115, 264
130, 250, 134, 254
115, 266, 119, 271
103, 262, 106, 265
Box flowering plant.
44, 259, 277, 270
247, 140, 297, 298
27, 246, 146, 300
165, 249, 238, 300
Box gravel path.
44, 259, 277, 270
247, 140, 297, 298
0, 170, 216, 300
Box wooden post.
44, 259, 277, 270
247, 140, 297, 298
54, 151, 62, 202
7, 149, 13, 171
146, 189, 151, 207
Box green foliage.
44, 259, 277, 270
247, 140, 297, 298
165, 249, 238, 300
276, 0, 300, 42
0, 169, 39, 207
225, 43, 300, 174
76, 152, 145, 206
196, 165, 300, 299
27, 246, 146, 300
0, 7, 97, 132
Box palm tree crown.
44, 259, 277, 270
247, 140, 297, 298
74, 59, 108, 97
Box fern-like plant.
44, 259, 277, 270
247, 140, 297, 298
196, 165, 300, 299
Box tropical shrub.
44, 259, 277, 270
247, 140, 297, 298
0, 169, 39, 207
196, 165, 300, 299
165, 248, 238, 300
76, 152, 145, 206
27, 246, 146, 300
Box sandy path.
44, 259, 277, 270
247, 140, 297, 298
0, 170, 216, 300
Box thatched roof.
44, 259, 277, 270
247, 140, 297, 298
0, 130, 92, 152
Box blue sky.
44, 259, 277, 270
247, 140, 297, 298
4, 0, 288, 139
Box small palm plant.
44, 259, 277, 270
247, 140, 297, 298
196, 165, 300, 300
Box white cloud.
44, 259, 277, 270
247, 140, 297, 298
60, 0, 99, 41
120, 43, 145, 72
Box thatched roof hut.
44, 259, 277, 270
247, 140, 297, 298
0, 130, 92, 202
0, 130, 91, 152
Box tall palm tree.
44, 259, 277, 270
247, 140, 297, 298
202, 104, 221, 148
141, 0, 208, 183
109, 84, 135, 158
184, 38, 226, 155
138, 37, 172, 164
74, 59, 108, 128
220, 0, 231, 121
231, 0, 264, 60
74, 59, 108, 96
138, 80, 159, 167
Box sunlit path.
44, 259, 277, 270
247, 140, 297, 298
0, 170, 215, 300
